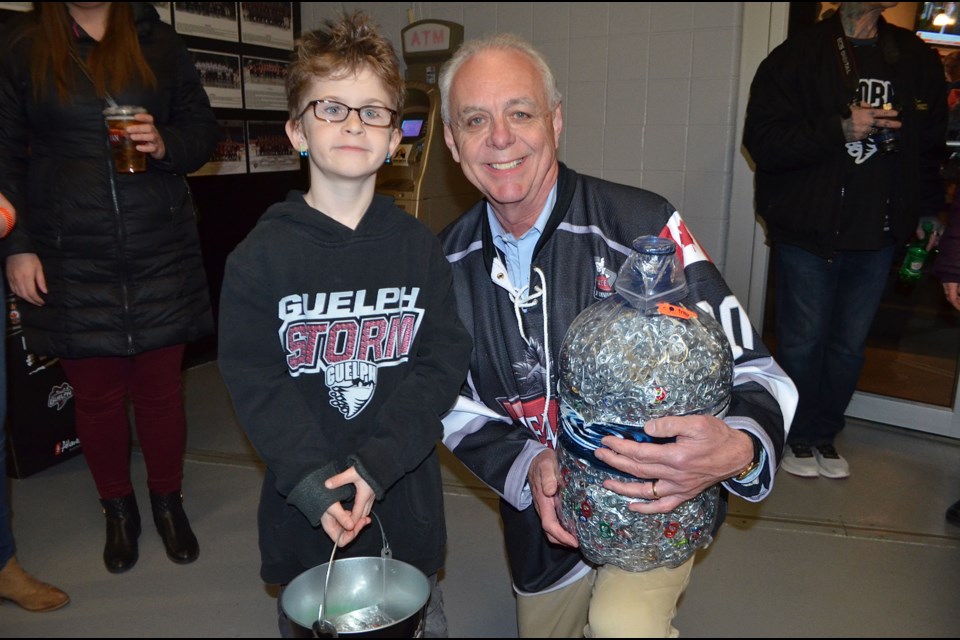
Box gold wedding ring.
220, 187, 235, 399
651, 480, 660, 500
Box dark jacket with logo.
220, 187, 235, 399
743, 14, 946, 258
0, 3, 217, 357
218, 191, 472, 584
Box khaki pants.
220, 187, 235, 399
516, 556, 695, 638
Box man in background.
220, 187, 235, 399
744, 2, 946, 479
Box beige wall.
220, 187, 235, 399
883, 2, 919, 28
302, 2, 744, 275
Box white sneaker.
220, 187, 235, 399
781, 444, 819, 478
813, 444, 850, 479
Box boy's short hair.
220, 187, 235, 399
285, 11, 404, 122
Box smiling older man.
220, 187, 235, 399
437, 33, 797, 638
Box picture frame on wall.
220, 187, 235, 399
246, 120, 299, 174
191, 49, 243, 109
173, 1, 239, 43
191, 120, 248, 177
241, 55, 289, 111
240, 2, 294, 50
152, 1, 172, 24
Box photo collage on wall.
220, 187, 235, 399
165, 2, 297, 176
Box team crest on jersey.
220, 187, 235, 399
594, 257, 616, 300
501, 394, 559, 448
278, 288, 423, 419
498, 340, 559, 447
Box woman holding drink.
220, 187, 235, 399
0, 2, 218, 574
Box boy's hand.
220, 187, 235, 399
319, 467, 375, 546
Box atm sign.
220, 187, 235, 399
404, 23, 451, 53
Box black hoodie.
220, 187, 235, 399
218, 191, 472, 584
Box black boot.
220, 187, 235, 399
947, 498, 960, 526
150, 491, 199, 564
100, 494, 141, 574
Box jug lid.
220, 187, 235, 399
615, 236, 688, 310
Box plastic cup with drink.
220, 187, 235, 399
103, 105, 147, 173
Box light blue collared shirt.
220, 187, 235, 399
487, 185, 558, 291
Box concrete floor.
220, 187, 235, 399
3, 361, 959, 637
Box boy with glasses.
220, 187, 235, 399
217, 12, 471, 637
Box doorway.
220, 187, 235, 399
761, 244, 960, 409
754, 2, 960, 439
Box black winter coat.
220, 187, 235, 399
743, 14, 947, 258
0, 3, 217, 358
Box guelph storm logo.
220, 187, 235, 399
327, 360, 378, 419
279, 288, 423, 419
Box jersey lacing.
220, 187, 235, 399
507, 266, 554, 446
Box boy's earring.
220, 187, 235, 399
385, 153, 392, 164
299, 144, 308, 158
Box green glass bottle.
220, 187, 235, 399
897, 221, 935, 283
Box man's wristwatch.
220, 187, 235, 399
734, 434, 762, 482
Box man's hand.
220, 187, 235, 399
528, 449, 579, 547
842, 102, 901, 142
916, 218, 944, 251
944, 281, 960, 312
593, 415, 754, 514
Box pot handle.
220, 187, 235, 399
315, 531, 342, 638
372, 511, 392, 560
312, 511, 392, 638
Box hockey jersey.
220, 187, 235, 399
440, 164, 797, 594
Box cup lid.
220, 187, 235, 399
103, 105, 146, 117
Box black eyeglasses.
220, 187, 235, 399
297, 100, 398, 128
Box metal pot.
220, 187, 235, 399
280, 522, 430, 638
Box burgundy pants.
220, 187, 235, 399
60, 344, 187, 500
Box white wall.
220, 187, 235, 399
301, 2, 745, 277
